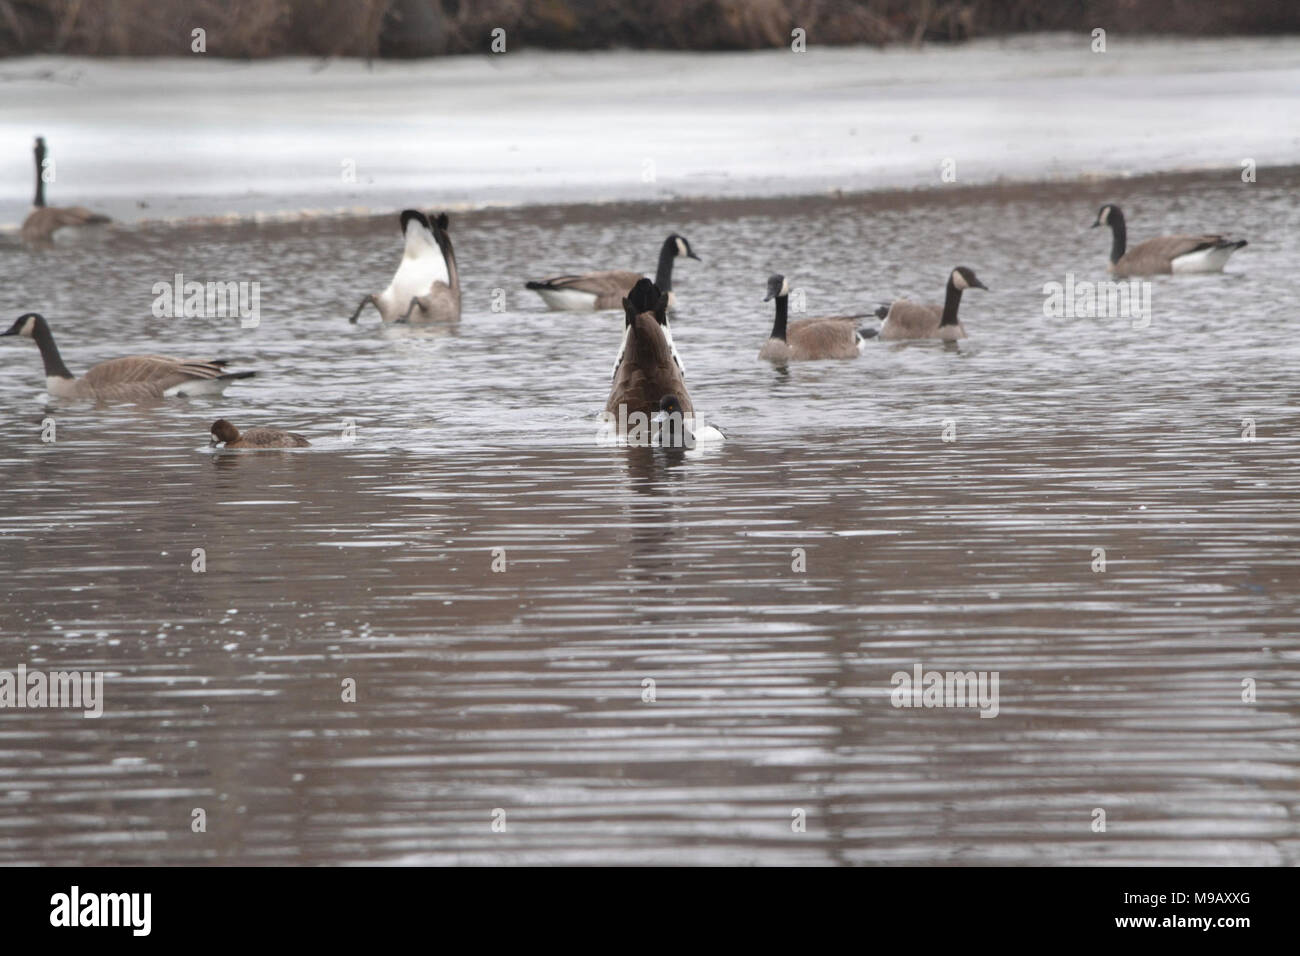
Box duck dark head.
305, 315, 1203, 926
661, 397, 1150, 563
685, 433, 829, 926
210, 419, 240, 446
764, 274, 789, 302
657, 394, 685, 417
652, 394, 693, 448
949, 266, 987, 292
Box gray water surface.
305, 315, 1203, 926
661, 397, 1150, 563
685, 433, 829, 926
1, 169, 1298, 865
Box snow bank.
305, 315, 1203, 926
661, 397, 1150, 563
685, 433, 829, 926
1, 34, 1296, 225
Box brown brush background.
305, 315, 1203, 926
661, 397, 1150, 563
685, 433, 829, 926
0, 0, 1296, 58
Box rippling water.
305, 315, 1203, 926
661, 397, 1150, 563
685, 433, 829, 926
1, 169, 1298, 865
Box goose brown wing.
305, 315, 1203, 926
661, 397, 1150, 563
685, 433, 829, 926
787, 318, 862, 358
82, 355, 230, 388
606, 313, 692, 419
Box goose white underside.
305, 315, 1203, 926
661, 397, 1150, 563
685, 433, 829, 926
378, 218, 452, 316
534, 287, 678, 312
164, 378, 234, 397
596, 416, 725, 447
534, 288, 603, 311
1170, 245, 1239, 273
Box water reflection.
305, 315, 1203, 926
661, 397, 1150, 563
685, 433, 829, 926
0, 170, 1298, 864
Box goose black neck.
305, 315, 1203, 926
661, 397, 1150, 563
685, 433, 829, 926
653, 239, 676, 292
770, 294, 789, 341
940, 279, 963, 327
33, 146, 46, 208
32, 320, 73, 379
1108, 210, 1127, 263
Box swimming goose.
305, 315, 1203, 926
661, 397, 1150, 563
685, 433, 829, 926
210, 419, 309, 448
1093, 204, 1247, 276
348, 210, 460, 324
605, 278, 693, 425
759, 274, 871, 361
526, 233, 700, 311
20, 138, 112, 244
652, 394, 726, 447
1, 313, 254, 401
877, 267, 988, 341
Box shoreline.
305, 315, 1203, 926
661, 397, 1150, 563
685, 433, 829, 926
5, 163, 1290, 239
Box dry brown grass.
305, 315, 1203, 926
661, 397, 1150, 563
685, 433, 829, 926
0, 0, 1295, 58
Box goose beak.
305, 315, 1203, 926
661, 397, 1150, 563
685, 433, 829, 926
973, 278, 989, 291
687, 252, 701, 261
1090, 221, 1099, 228
763, 291, 775, 302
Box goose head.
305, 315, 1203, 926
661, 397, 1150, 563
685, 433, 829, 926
1, 313, 43, 338
1092, 204, 1119, 229
210, 419, 241, 447
949, 266, 988, 292
763, 274, 790, 301
667, 233, 701, 262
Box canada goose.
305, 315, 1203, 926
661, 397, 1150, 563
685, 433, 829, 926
1, 313, 254, 401
210, 419, 309, 449
20, 138, 112, 244
876, 267, 988, 341
526, 233, 700, 311
652, 394, 726, 447
1092, 204, 1247, 276
348, 210, 459, 324
605, 279, 693, 427
759, 275, 871, 362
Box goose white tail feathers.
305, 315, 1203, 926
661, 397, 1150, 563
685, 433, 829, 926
349, 209, 460, 324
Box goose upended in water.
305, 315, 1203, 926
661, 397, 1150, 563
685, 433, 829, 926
759, 274, 872, 362
210, 419, 309, 449
349, 210, 460, 324
1, 313, 254, 401
20, 137, 111, 244
605, 278, 693, 425
526, 233, 700, 311
1092, 204, 1247, 276
876, 267, 988, 341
